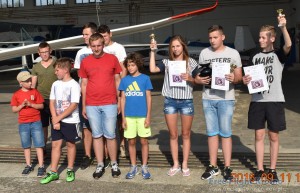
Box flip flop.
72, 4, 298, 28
182, 168, 190, 177
167, 167, 181, 176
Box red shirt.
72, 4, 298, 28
11, 89, 44, 123
79, 53, 122, 106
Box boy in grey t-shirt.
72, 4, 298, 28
242, 14, 292, 184
195, 25, 242, 181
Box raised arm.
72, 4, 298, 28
278, 14, 292, 55
149, 41, 161, 73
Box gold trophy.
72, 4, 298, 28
230, 63, 237, 73
277, 9, 284, 27
149, 33, 157, 50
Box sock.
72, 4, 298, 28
97, 162, 104, 167
67, 168, 73, 171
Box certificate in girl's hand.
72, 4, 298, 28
168, 60, 186, 87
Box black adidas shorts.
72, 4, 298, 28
51, 122, 81, 143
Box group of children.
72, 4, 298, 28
10, 13, 291, 185
11, 50, 152, 183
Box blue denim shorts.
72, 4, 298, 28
19, 121, 45, 148
202, 99, 235, 137
164, 97, 194, 116
86, 104, 118, 139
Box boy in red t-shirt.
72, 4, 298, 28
10, 71, 45, 177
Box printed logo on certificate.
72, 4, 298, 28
211, 62, 230, 91
243, 64, 269, 94
168, 60, 186, 87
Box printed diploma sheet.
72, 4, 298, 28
168, 60, 186, 87
243, 64, 269, 94
211, 62, 230, 91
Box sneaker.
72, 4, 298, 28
111, 163, 121, 178
201, 165, 219, 180
120, 145, 126, 158
93, 164, 105, 179
37, 166, 46, 177
40, 172, 59, 184
141, 165, 151, 179
125, 165, 138, 179
80, 156, 93, 170
223, 167, 233, 181
104, 157, 111, 169
268, 169, 279, 185
251, 170, 265, 183
22, 165, 33, 175
66, 170, 75, 182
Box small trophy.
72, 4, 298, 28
149, 33, 157, 50
230, 63, 237, 73
277, 9, 284, 27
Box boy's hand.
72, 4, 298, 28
26, 101, 32, 107
82, 107, 88, 119
23, 99, 28, 106
278, 14, 286, 28
53, 123, 60, 130
195, 76, 211, 85
144, 118, 150, 128
52, 116, 60, 125
242, 74, 252, 85
225, 72, 235, 83
20, 100, 27, 108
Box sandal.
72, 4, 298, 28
182, 168, 190, 177
167, 167, 181, 176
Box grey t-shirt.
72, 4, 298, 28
199, 46, 242, 100
249, 48, 287, 102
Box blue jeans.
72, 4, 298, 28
19, 121, 45, 148
164, 97, 194, 116
86, 104, 118, 139
202, 99, 235, 137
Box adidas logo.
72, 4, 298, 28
125, 81, 143, 97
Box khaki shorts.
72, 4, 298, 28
124, 117, 151, 139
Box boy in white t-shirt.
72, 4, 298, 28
40, 58, 81, 184
74, 22, 98, 170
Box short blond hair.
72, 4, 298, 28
260, 25, 276, 38
54, 57, 72, 72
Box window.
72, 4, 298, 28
35, 0, 66, 6
76, 0, 104, 4
0, 0, 24, 8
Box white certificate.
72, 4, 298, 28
211, 62, 230, 91
243, 64, 269, 94
168, 60, 186, 87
